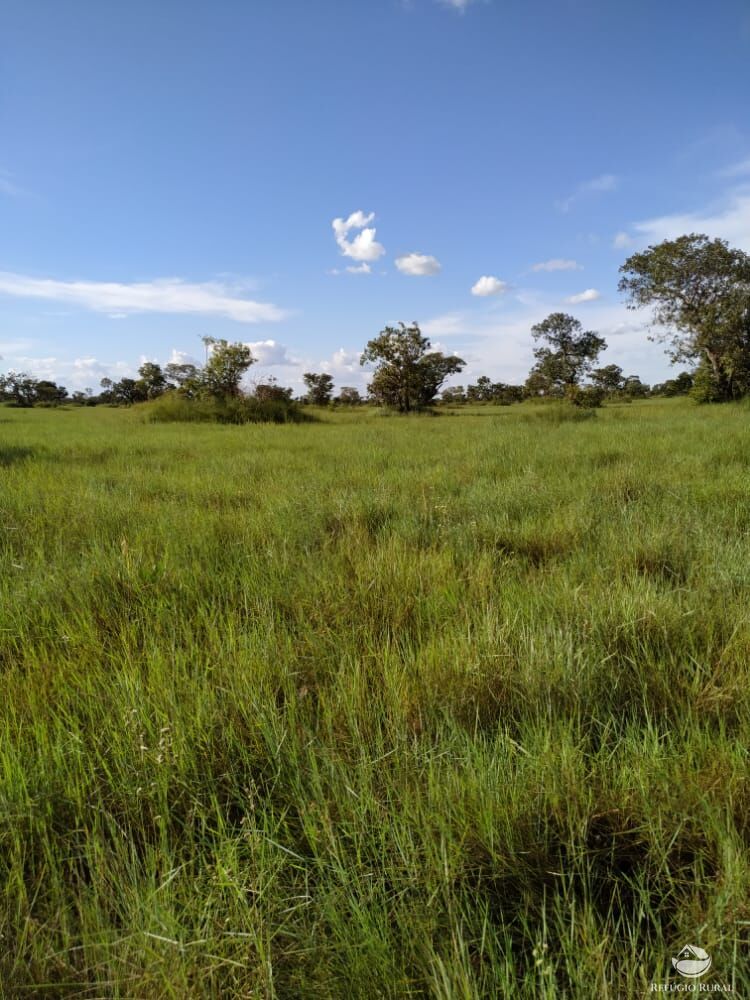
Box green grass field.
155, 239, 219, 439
1, 400, 749, 997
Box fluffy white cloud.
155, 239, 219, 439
8, 355, 134, 391
332, 210, 385, 263
613, 231, 633, 249
566, 288, 601, 304
245, 339, 296, 366
531, 258, 582, 272
395, 252, 441, 276
0, 272, 287, 323
471, 275, 507, 297
346, 262, 372, 274
631, 190, 750, 252
557, 174, 618, 213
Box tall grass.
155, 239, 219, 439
0, 399, 748, 996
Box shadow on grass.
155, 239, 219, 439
0, 445, 36, 467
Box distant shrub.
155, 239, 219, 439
144, 393, 313, 424
567, 385, 605, 408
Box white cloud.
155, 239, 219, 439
630, 190, 750, 253
566, 288, 601, 304
557, 174, 618, 213
612, 231, 633, 249
471, 275, 507, 297
439, 0, 476, 9
245, 339, 296, 366
422, 313, 468, 337
332, 210, 385, 263
0, 272, 287, 323
531, 258, 582, 272
8, 355, 134, 391
166, 348, 199, 367
395, 252, 441, 276
346, 262, 372, 274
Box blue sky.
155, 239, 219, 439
2, 0, 750, 392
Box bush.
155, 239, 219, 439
143, 394, 313, 425
690, 361, 723, 404
567, 385, 605, 408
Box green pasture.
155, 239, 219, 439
1, 400, 748, 996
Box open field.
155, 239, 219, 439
1, 400, 749, 996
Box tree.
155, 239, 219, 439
528, 313, 607, 396
336, 386, 363, 406
34, 380, 68, 404
590, 364, 624, 395
102, 377, 147, 405
0, 372, 39, 406
138, 362, 167, 399
201, 337, 255, 399
361, 322, 465, 412
164, 362, 201, 397
253, 378, 293, 403
618, 234, 750, 402
622, 375, 650, 399
441, 385, 466, 404
303, 372, 334, 406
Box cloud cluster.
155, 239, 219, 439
566, 288, 601, 304
631, 190, 750, 253
395, 252, 441, 276
0, 272, 287, 323
332, 211, 385, 263
471, 275, 507, 297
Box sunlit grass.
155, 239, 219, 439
1, 398, 748, 996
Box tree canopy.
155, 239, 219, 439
526, 313, 606, 396
618, 233, 750, 401
361, 322, 465, 412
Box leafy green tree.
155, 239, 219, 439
253, 378, 293, 403
102, 377, 147, 405
361, 322, 465, 412
622, 375, 650, 398
34, 380, 68, 404
201, 337, 255, 399
528, 313, 607, 396
618, 233, 750, 401
164, 362, 201, 397
138, 362, 167, 399
590, 364, 624, 395
303, 372, 335, 405
0, 372, 39, 406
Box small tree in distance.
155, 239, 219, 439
201, 337, 255, 399
336, 386, 363, 406
303, 372, 334, 406
526, 313, 607, 398
361, 322, 465, 412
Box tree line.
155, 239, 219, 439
2, 233, 748, 411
